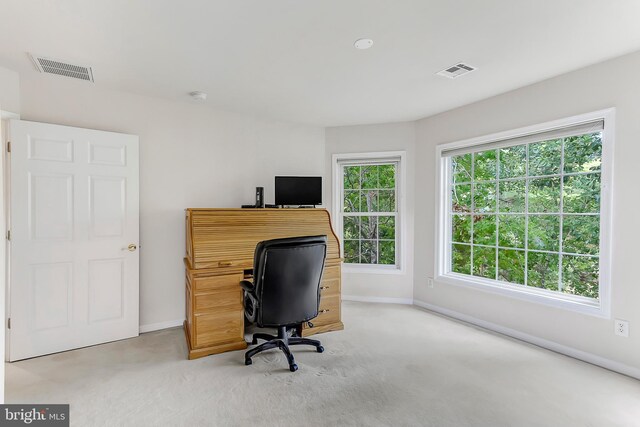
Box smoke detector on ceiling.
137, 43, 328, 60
436, 62, 476, 79
354, 38, 373, 50
29, 53, 94, 82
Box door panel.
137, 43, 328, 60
87, 258, 124, 323
31, 262, 72, 330
89, 176, 125, 238
8, 119, 139, 361
29, 173, 74, 240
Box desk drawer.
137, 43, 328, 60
320, 278, 340, 298
194, 310, 244, 348
193, 273, 242, 294
195, 289, 242, 313
313, 294, 340, 327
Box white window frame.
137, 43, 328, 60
333, 151, 406, 274
435, 109, 614, 318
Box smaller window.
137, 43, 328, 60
334, 153, 403, 270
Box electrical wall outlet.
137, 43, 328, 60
427, 278, 434, 288
614, 319, 629, 337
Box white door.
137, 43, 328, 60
8, 120, 139, 361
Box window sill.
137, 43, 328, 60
343, 264, 405, 275
435, 273, 609, 319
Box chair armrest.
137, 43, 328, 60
240, 280, 255, 292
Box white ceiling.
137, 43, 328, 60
1, 0, 640, 127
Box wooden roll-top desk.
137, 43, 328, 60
183, 208, 344, 360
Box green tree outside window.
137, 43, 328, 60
343, 163, 397, 266
449, 132, 602, 299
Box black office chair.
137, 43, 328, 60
241, 235, 327, 372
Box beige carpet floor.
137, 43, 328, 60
6, 302, 640, 426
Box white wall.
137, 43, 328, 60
0, 66, 19, 114
325, 122, 415, 301
414, 50, 640, 371
18, 73, 325, 330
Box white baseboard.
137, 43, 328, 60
139, 319, 184, 334
413, 300, 640, 380
342, 295, 414, 305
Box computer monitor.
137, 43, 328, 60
275, 176, 322, 206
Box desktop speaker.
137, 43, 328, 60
255, 187, 265, 208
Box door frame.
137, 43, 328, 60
1, 109, 20, 402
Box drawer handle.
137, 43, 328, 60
218, 261, 233, 267
320, 286, 329, 290
320, 309, 330, 314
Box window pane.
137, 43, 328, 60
529, 139, 561, 176
499, 145, 526, 179
562, 215, 600, 255
378, 190, 396, 212
360, 240, 377, 264
528, 177, 561, 213
445, 128, 604, 302
498, 179, 525, 213
527, 252, 559, 290
343, 216, 360, 240
498, 215, 525, 249
452, 214, 471, 244
341, 160, 398, 267
379, 240, 395, 265
474, 150, 497, 181
379, 216, 396, 240
452, 184, 471, 213
564, 133, 602, 174
473, 215, 496, 246
344, 166, 361, 190
452, 154, 472, 183
498, 249, 525, 284
360, 216, 377, 239
473, 182, 496, 213
563, 173, 601, 213
452, 244, 471, 275
379, 164, 396, 188
344, 190, 360, 212
361, 165, 378, 189
528, 215, 560, 252
360, 190, 378, 212
473, 246, 496, 279
562, 255, 599, 299
344, 240, 359, 263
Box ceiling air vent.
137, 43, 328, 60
29, 54, 94, 82
436, 62, 476, 79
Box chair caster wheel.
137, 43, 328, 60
289, 364, 298, 372
245, 358, 252, 366
317, 346, 324, 353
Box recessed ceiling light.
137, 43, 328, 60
354, 38, 373, 50
189, 91, 207, 101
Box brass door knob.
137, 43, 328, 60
124, 244, 137, 252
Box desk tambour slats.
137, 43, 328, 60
183, 208, 344, 360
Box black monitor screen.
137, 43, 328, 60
275, 176, 322, 206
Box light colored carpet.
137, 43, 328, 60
6, 302, 640, 426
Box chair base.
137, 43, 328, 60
245, 326, 323, 372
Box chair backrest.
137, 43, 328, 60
253, 235, 327, 327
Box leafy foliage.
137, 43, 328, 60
449, 132, 602, 299
343, 164, 397, 265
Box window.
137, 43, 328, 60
334, 152, 404, 270
436, 110, 613, 316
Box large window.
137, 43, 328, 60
334, 153, 403, 270
436, 111, 613, 316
